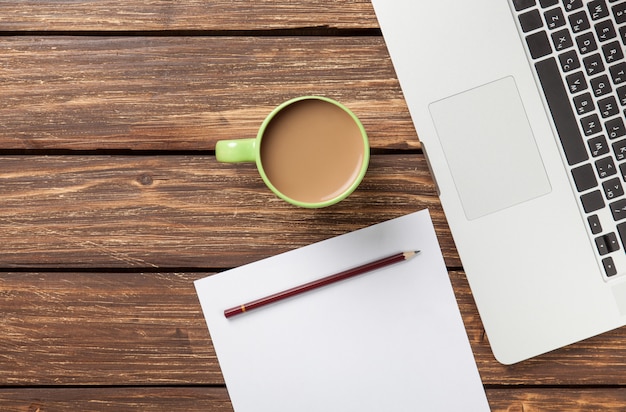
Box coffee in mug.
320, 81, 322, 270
216, 96, 369, 208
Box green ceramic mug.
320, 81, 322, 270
216, 96, 369, 208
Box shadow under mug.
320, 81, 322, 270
215, 96, 370, 208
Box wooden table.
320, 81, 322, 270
2, 1, 626, 410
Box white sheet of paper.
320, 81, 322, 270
194, 209, 490, 411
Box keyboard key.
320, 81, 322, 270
596, 232, 619, 255
595, 20, 617, 42
620, 162, 626, 180
617, 85, 626, 105
590, 74, 612, 97
605, 116, 626, 138
535, 58, 589, 165
574, 92, 595, 114
572, 163, 598, 191
603, 177, 624, 199
611, 198, 626, 220
514, 0, 536, 11
545, 8, 566, 30
581, 190, 605, 212
589, 135, 609, 157
614, 138, 626, 160
576, 32, 598, 54
552, 28, 573, 51
607, 232, 620, 252
612, 3, 626, 24
598, 95, 618, 118
596, 156, 617, 177
588, 214, 603, 234
540, 0, 559, 6
596, 234, 610, 254
602, 256, 617, 277
583, 53, 605, 76
620, 26, 626, 46
570, 11, 590, 33
559, 50, 580, 71
566, 71, 587, 93
588, 0, 610, 20
602, 41, 624, 63
563, 0, 583, 12
581, 113, 602, 135
610, 62, 626, 84
526, 32, 552, 58
617, 222, 626, 255
520, 9, 544, 32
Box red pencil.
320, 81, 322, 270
224, 250, 420, 318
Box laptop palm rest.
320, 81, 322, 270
429, 77, 552, 220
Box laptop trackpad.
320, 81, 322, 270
429, 77, 552, 220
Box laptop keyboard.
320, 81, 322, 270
512, 0, 626, 278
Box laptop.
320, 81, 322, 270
371, 0, 626, 364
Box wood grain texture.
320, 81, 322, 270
0, 1, 378, 31
1, 387, 626, 412
0, 387, 234, 412
486, 388, 626, 411
4, 270, 626, 388
0, 36, 416, 150
0, 272, 219, 385
0, 154, 455, 268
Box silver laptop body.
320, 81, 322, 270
372, 0, 626, 364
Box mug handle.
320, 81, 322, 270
215, 139, 257, 163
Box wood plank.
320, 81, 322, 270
0, 387, 233, 411
486, 388, 626, 411
0, 1, 378, 31
0, 272, 221, 385
0, 36, 416, 150
2, 387, 626, 412
0, 154, 455, 268
4, 271, 626, 386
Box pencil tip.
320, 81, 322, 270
403, 250, 420, 260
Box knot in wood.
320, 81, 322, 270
137, 174, 154, 186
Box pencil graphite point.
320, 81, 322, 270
403, 250, 420, 260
